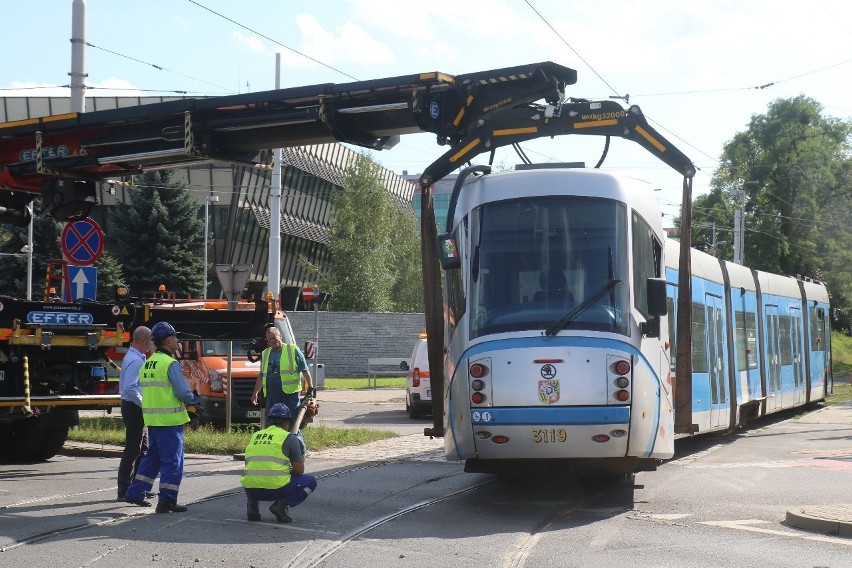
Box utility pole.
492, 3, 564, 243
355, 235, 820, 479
732, 186, 749, 264
268, 54, 282, 304
69, 0, 87, 113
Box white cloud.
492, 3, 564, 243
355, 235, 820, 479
279, 13, 395, 69
232, 31, 267, 54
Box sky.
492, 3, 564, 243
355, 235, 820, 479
2, 0, 851, 223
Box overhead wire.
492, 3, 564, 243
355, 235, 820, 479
186, 0, 360, 81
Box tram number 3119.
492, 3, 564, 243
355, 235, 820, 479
533, 428, 568, 443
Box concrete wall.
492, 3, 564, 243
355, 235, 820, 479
287, 312, 425, 378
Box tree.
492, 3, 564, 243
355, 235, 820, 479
0, 201, 62, 299
388, 208, 424, 313
109, 170, 204, 298
94, 251, 126, 300
318, 154, 396, 312
702, 96, 852, 327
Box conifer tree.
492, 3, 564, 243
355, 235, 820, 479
110, 170, 204, 297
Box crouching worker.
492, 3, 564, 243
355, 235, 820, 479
240, 403, 317, 523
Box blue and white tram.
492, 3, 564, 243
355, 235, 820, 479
438, 165, 832, 476
664, 241, 832, 432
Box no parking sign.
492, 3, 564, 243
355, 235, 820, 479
61, 218, 104, 266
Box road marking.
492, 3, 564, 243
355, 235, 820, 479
699, 519, 852, 546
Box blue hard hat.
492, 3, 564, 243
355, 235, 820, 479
268, 403, 291, 419
151, 321, 177, 341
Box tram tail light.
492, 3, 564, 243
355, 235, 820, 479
469, 363, 489, 378
613, 360, 631, 375
471, 392, 487, 404
615, 389, 630, 402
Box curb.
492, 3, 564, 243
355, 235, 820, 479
785, 505, 852, 537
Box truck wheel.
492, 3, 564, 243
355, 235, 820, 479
34, 427, 69, 461
7, 420, 45, 462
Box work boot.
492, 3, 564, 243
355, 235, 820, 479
269, 500, 292, 523
125, 496, 151, 507
247, 500, 261, 522
155, 501, 188, 513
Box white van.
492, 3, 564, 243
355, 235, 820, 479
404, 334, 431, 418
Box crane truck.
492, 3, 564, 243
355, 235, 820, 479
0, 61, 697, 461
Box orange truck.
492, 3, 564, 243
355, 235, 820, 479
107, 299, 304, 426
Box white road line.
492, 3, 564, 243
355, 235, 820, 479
699, 519, 852, 546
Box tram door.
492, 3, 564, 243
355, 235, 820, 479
765, 305, 781, 411
791, 307, 805, 404
706, 295, 728, 428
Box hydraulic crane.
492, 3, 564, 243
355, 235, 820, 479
0, 61, 697, 442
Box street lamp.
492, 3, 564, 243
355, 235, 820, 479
203, 195, 219, 299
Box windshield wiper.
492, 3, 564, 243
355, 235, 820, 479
544, 277, 622, 337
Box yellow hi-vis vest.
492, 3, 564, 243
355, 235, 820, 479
140, 351, 190, 426
260, 344, 300, 395
240, 425, 292, 489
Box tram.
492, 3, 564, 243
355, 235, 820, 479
437, 165, 832, 476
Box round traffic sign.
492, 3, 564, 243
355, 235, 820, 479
302, 287, 315, 301
62, 217, 104, 266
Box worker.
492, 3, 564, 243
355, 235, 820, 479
240, 403, 317, 523
116, 325, 152, 501
250, 325, 313, 422
124, 321, 200, 513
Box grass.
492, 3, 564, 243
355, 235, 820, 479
826, 330, 852, 406
67, 375, 406, 453
323, 377, 406, 389
68, 417, 397, 455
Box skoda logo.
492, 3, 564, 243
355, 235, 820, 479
429, 100, 440, 120
540, 364, 557, 380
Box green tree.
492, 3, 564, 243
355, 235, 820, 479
388, 208, 424, 313
701, 96, 852, 327
109, 170, 204, 298
94, 251, 126, 300
319, 154, 395, 311
0, 201, 62, 299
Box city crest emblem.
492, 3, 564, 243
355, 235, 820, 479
538, 379, 560, 404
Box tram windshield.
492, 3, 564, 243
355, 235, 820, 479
469, 196, 629, 339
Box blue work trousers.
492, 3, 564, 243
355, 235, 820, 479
244, 473, 318, 508
125, 425, 185, 504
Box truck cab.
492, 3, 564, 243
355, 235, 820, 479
178, 314, 298, 425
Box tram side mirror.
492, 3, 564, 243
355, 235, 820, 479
437, 233, 460, 270
646, 278, 668, 317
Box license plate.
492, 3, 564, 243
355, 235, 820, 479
532, 428, 568, 443
246, 410, 261, 418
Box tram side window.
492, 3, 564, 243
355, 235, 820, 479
631, 213, 662, 318
667, 296, 677, 374
446, 223, 467, 330
810, 307, 826, 351
734, 311, 759, 371
691, 302, 708, 373
780, 315, 793, 365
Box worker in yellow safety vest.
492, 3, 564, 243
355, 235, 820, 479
240, 403, 317, 522
250, 325, 313, 421
124, 321, 200, 513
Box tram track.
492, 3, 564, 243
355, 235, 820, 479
285, 479, 495, 568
